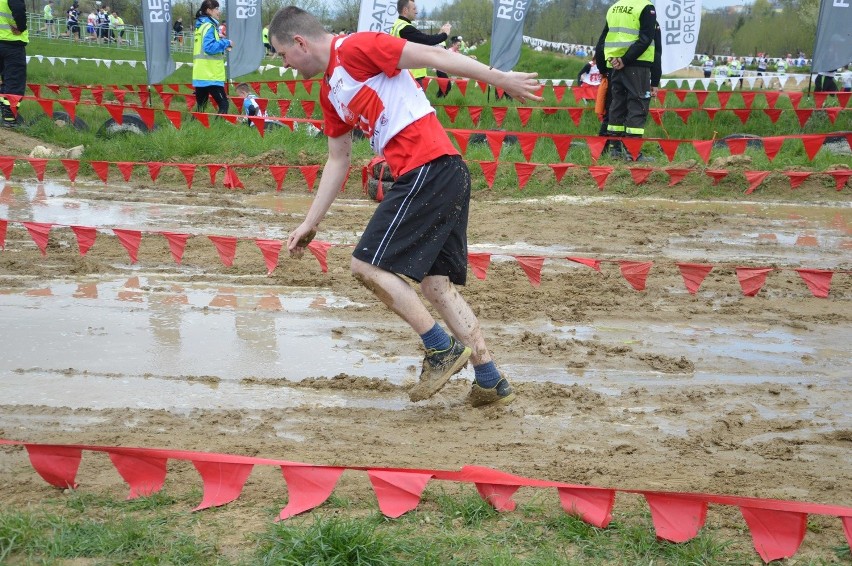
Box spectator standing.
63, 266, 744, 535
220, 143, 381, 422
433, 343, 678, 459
702, 56, 714, 78
576, 59, 602, 87
192, 0, 232, 114
110, 10, 123, 44
596, 0, 661, 160
65, 1, 79, 40
814, 70, 839, 92
390, 0, 451, 88
172, 17, 183, 44
85, 9, 96, 40
756, 54, 767, 75
268, 6, 543, 407
0, 0, 27, 127
262, 25, 273, 55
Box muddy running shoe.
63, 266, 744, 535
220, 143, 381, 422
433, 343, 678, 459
466, 373, 516, 408
408, 338, 472, 402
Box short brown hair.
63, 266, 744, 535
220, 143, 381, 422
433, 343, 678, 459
268, 6, 326, 47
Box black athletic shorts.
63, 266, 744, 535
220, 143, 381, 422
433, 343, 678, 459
353, 154, 470, 285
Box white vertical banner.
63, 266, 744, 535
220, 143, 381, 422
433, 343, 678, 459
657, 0, 701, 75
227, 0, 265, 79
357, 0, 398, 34
142, 0, 176, 85
811, 0, 852, 73
490, 0, 530, 72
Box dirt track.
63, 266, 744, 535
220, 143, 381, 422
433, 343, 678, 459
1, 128, 851, 561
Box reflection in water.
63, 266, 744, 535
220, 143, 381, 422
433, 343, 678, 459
73, 283, 98, 299
149, 289, 184, 351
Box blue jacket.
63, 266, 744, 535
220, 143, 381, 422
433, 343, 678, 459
192, 15, 230, 87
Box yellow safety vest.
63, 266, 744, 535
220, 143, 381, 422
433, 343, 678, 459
262, 27, 268, 43
0, 0, 28, 43
603, 0, 652, 63
390, 18, 426, 79
193, 21, 226, 82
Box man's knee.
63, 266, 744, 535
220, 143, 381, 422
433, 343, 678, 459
420, 275, 451, 302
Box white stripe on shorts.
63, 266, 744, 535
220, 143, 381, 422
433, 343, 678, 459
372, 162, 431, 266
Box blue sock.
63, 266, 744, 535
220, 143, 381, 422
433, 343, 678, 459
420, 323, 451, 352
474, 361, 500, 388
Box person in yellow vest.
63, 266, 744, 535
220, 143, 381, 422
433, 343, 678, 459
596, 0, 661, 160
192, 0, 233, 114
262, 24, 273, 55
42, 0, 56, 38
0, 0, 28, 127
390, 0, 451, 89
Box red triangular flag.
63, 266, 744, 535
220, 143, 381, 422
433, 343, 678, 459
619, 260, 653, 291
443, 105, 460, 123
744, 170, 771, 195
475, 482, 519, 512
0, 219, 7, 249
451, 130, 470, 155
29, 83, 42, 98
24, 444, 81, 489
37, 98, 54, 117
307, 240, 332, 272
23, 221, 52, 255
367, 470, 432, 518
515, 255, 545, 287
485, 131, 506, 159
665, 167, 691, 186
557, 487, 614, 528
763, 91, 780, 108
644, 494, 708, 543
478, 161, 498, 189
705, 169, 729, 185
763, 108, 783, 124
736, 267, 773, 296
551, 134, 572, 161
514, 162, 537, 189
269, 165, 288, 191
223, 166, 245, 189
116, 162, 134, 182
795, 268, 833, 298
147, 162, 163, 182
135, 108, 155, 130
827, 170, 851, 191
434, 77, 450, 95
176, 163, 196, 189
716, 90, 731, 108
704, 107, 718, 121
467, 106, 482, 125
300, 100, 315, 118
468, 252, 491, 280
516, 133, 537, 161
515, 106, 533, 126
658, 139, 680, 162
629, 167, 653, 185
137, 89, 150, 107
277, 99, 291, 116
588, 165, 613, 190
207, 164, 222, 186
278, 465, 345, 520
725, 138, 748, 155
104, 103, 124, 124
567, 256, 601, 271
300, 165, 320, 192
784, 171, 811, 189
255, 239, 283, 275
739, 90, 756, 108
622, 137, 644, 161
677, 263, 713, 294
649, 108, 664, 126
191, 112, 210, 128
794, 109, 812, 128
491, 106, 508, 126
164, 109, 182, 129
192, 461, 254, 511
740, 507, 807, 563
732, 109, 751, 124
60, 159, 80, 182
673, 108, 693, 124
586, 137, 607, 162
0, 156, 15, 179
90, 161, 109, 183
567, 107, 584, 126
113, 229, 142, 263
58, 99, 77, 121
108, 452, 168, 499
159, 92, 173, 109
209, 235, 238, 267
70, 225, 97, 256
549, 163, 573, 183
455, 79, 468, 96
161, 231, 190, 264
800, 135, 825, 160
552, 85, 567, 102
763, 136, 785, 161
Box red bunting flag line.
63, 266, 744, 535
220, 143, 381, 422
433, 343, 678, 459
1, 219, 849, 297
1, 438, 850, 563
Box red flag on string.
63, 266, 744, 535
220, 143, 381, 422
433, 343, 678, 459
108, 452, 167, 499
255, 239, 283, 275
191, 461, 254, 511
37, 98, 54, 117
71, 225, 97, 256
60, 159, 80, 182
28, 83, 42, 98
113, 229, 142, 263
629, 167, 653, 185
220, 114, 238, 126
657, 140, 680, 162
586, 137, 608, 162
137, 89, 150, 107
732, 109, 750, 124
223, 166, 245, 189
209, 235, 238, 267
552, 85, 567, 102
269, 165, 288, 191
67, 86, 82, 102
443, 105, 460, 123
450, 130, 470, 154
300, 100, 315, 118
24, 444, 81, 489
0, 156, 14, 179
191, 112, 210, 127
278, 465, 344, 520
794, 109, 812, 128
740, 507, 807, 563
161, 232, 190, 264
673, 108, 693, 124
159, 92, 173, 109
0, 219, 6, 249
705, 169, 729, 185
207, 164, 222, 186
549, 163, 573, 183
762, 136, 785, 161
176, 163, 196, 189
763, 108, 783, 124
725, 138, 748, 155
467, 106, 482, 125
491, 106, 508, 126
515, 255, 545, 287
649, 108, 664, 126
763, 91, 780, 108
27, 158, 47, 181
303, 80, 316, 95
677, 263, 713, 294
516, 133, 537, 161
514, 163, 537, 189
478, 161, 498, 188
665, 167, 690, 186
567, 256, 601, 271
368, 470, 433, 518
434, 77, 450, 96
622, 138, 644, 161
164, 109, 182, 129
485, 131, 506, 159
455, 79, 468, 96
716, 91, 731, 108
736, 267, 773, 296
551, 134, 572, 161
58, 100, 77, 122
23, 221, 53, 255
744, 170, 771, 194
147, 162, 163, 182
619, 260, 653, 291
90, 161, 109, 183
588, 166, 613, 190
566, 108, 583, 126
307, 240, 332, 272
136, 108, 156, 131
557, 487, 614, 528
516, 106, 533, 126
300, 165, 320, 192
800, 135, 825, 160
277, 99, 291, 116
783, 171, 811, 189
116, 162, 134, 182
645, 494, 708, 543
691, 140, 713, 163
827, 170, 851, 191
795, 268, 833, 298
704, 107, 719, 121
104, 103, 124, 124
468, 252, 491, 280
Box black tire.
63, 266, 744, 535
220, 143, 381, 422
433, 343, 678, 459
470, 130, 518, 146
713, 133, 762, 149
97, 114, 153, 137
51, 111, 89, 131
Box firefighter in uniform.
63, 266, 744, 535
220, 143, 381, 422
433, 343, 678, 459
0, 0, 27, 127
595, 0, 661, 159
390, 0, 451, 89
